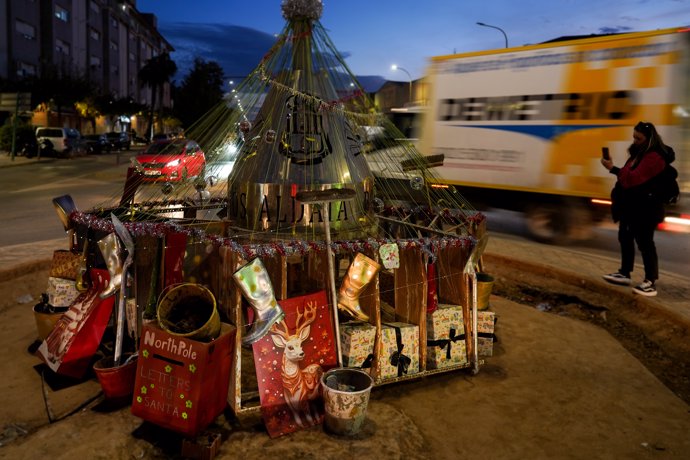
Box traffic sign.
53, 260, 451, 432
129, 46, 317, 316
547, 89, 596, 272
0, 92, 31, 112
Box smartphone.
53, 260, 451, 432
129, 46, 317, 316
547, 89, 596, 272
601, 147, 610, 160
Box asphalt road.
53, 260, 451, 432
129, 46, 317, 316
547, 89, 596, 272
0, 155, 687, 278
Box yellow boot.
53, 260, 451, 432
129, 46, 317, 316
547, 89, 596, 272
337, 253, 381, 322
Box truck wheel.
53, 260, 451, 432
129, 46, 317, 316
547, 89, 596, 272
525, 201, 593, 244
525, 203, 571, 244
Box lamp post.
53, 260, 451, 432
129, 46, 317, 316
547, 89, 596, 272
476, 22, 509, 48
391, 64, 413, 104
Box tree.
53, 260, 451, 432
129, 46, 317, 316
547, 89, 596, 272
29, 64, 95, 126
173, 58, 225, 129
138, 53, 177, 140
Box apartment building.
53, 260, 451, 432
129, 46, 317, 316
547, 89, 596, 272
0, 0, 173, 131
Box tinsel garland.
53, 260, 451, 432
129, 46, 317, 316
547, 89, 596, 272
70, 211, 476, 261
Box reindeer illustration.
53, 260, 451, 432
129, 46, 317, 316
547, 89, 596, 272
270, 302, 324, 427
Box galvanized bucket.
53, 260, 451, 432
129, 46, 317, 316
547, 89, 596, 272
157, 283, 221, 341
476, 273, 495, 311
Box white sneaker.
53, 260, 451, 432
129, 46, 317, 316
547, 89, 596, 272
603, 272, 631, 286
633, 280, 657, 297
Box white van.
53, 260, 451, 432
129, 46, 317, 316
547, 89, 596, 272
35, 127, 88, 158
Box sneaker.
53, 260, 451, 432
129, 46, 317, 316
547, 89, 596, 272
633, 280, 657, 297
603, 272, 631, 286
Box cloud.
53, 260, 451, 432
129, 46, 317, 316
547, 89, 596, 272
158, 23, 276, 81
597, 26, 634, 34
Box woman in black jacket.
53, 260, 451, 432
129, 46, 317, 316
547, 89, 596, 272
600, 121, 672, 297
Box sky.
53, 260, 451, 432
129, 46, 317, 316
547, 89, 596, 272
136, 0, 690, 83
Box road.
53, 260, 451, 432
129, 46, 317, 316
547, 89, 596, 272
0, 156, 687, 278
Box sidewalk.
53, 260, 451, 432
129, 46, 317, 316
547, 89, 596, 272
2, 234, 690, 459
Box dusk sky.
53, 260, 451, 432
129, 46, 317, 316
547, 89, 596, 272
136, 0, 690, 83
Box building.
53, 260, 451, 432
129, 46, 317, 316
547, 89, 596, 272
0, 0, 173, 133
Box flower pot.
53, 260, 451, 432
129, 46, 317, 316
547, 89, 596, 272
93, 354, 138, 400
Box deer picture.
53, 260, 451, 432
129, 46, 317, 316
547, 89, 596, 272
270, 302, 324, 427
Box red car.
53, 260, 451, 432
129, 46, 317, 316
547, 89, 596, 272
135, 139, 206, 182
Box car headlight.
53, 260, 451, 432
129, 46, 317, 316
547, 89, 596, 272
166, 159, 180, 167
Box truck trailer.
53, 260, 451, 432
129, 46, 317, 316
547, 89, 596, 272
394, 26, 690, 243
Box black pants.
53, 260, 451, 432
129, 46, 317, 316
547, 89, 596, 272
618, 217, 658, 282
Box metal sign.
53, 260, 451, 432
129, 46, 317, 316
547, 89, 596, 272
0, 92, 31, 112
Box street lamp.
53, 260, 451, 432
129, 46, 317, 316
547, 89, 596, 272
391, 64, 413, 104
476, 22, 509, 48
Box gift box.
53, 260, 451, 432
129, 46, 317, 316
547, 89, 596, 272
340, 321, 376, 369
377, 322, 419, 380
131, 322, 236, 438
46, 276, 79, 307
477, 310, 497, 357
426, 304, 467, 369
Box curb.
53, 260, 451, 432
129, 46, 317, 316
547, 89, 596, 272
484, 251, 690, 336
0, 259, 51, 283
0, 157, 58, 168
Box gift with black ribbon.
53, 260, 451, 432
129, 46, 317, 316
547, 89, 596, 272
427, 327, 466, 361
376, 322, 420, 380
477, 312, 498, 357
426, 305, 468, 369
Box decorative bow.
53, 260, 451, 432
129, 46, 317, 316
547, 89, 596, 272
427, 328, 466, 360
388, 325, 412, 377
360, 353, 374, 369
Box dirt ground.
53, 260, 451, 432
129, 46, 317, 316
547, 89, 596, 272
1, 262, 690, 459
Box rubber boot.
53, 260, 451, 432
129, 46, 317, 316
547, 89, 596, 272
52, 194, 77, 231
98, 233, 123, 299
233, 258, 284, 345
337, 253, 381, 322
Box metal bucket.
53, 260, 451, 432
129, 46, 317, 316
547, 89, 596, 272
33, 305, 68, 340
320, 368, 374, 436
476, 273, 494, 311
157, 284, 221, 341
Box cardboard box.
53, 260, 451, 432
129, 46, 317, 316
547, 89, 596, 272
340, 321, 376, 369
377, 322, 419, 380
426, 304, 467, 369
477, 310, 496, 357
131, 322, 236, 437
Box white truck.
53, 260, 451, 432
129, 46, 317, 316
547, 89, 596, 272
395, 27, 690, 243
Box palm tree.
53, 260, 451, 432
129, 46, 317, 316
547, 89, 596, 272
138, 53, 177, 141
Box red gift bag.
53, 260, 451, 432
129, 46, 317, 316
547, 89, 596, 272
36, 269, 116, 379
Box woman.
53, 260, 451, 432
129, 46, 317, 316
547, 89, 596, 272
601, 121, 673, 297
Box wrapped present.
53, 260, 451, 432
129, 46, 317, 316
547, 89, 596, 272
377, 322, 419, 380
340, 321, 376, 370
477, 310, 497, 357
46, 276, 80, 307
426, 304, 467, 369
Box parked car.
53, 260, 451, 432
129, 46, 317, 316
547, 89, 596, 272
82, 134, 112, 154
134, 139, 206, 182
151, 132, 174, 142
105, 131, 131, 150
34, 127, 89, 158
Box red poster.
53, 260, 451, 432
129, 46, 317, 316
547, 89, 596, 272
252, 290, 338, 438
